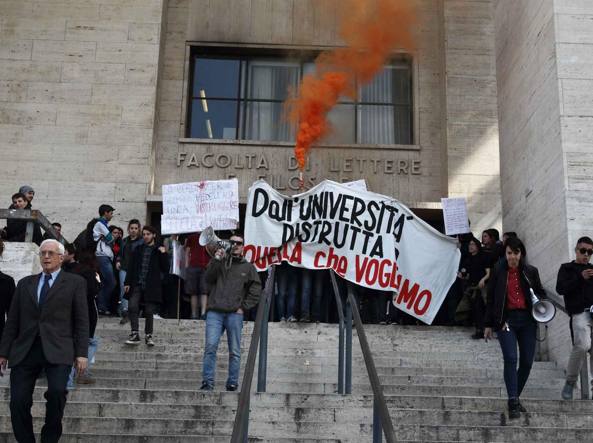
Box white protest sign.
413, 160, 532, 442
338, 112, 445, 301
161, 179, 239, 235
244, 180, 460, 325
441, 197, 470, 236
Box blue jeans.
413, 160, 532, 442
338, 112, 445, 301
67, 337, 99, 389
276, 265, 298, 319
96, 256, 115, 312
202, 311, 243, 388
302, 269, 325, 321
119, 270, 128, 314
497, 310, 537, 399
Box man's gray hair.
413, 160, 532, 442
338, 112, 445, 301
39, 239, 65, 255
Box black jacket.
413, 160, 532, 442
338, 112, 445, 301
0, 271, 15, 314
117, 236, 143, 271
124, 244, 169, 303
556, 261, 593, 315
485, 261, 546, 330
0, 271, 89, 367
66, 263, 100, 338
6, 218, 42, 246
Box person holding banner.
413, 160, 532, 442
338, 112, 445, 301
484, 237, 546, 420
200, 234, 261, 391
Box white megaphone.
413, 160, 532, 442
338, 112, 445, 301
529, 288, 556, 323
199, 226, 231, 256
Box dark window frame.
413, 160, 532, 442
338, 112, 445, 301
186, 47, 413, 144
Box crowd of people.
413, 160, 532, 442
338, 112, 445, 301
0, 185, 514, 331
1, 186, 593, 429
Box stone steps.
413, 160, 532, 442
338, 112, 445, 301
3, 389, 587, 412
0, 380, 561, 397
0, 318, 582, 441
0, 416, 590, 441
67, 358, 558, 372
7, 401, 593, 428
83, 367, 565, 381
17, 371, 565, 388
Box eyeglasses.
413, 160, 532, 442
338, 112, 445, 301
230, 240, 243, 246
578, 248, 593, 256
39, 251, 61, 257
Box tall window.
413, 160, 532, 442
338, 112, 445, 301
187, 52, 413, 145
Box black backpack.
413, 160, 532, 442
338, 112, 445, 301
74, 218, 100, 253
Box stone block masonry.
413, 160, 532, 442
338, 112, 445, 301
0, 0, 165, 240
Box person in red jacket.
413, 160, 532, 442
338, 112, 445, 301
184, 232, 210, 319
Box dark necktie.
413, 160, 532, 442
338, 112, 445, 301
39, 274, 52, 305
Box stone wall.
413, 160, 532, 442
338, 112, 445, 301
495, 0, 593, 368
555, 0, 593, 248
155, 0, 449, 205
0, 0, 165, 239
0, 0, 504, 236
494, 0, 565, 287
442, 0, 502, 235
0, 242, 41, 283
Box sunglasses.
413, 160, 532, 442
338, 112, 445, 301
578, 248, 593, 256
230, 240, 243, 246
39, 251, 61, 258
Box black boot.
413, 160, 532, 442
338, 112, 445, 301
508, 398, 521, 419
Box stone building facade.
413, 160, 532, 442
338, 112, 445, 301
0, 0, 501, 237
1, 0, 590, 363
0, 0, 165, 231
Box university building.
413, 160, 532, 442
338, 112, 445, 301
1, 0, 592, 364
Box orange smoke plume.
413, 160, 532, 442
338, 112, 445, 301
287, 0, 416, 170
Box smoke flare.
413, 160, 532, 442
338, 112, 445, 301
287, 0, 416, 170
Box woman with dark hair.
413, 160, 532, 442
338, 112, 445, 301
459, 237, 490, 339
484, 237, 546, 420
0, 240, 16, 341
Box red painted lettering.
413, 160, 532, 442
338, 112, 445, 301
290, 242, 302, 264
378, 259, 391, 288
364, 259, 379, 286
414, 290, 431, 315
355, 256, 368, 282
396, 279, 420, 309
314, 251, 326, 268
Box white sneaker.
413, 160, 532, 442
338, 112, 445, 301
153, 314, 163, 320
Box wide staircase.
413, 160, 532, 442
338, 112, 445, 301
0, 317, 589, 442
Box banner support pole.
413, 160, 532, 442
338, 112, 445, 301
177, 278, 181, 326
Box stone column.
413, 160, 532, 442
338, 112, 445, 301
442, 0, 502, 235
494, 0, 593, 368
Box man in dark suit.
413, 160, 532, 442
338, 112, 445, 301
0, 239, 89, 443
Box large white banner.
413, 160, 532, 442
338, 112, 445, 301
161, 179, 239, 235
244, 180, 460, 324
